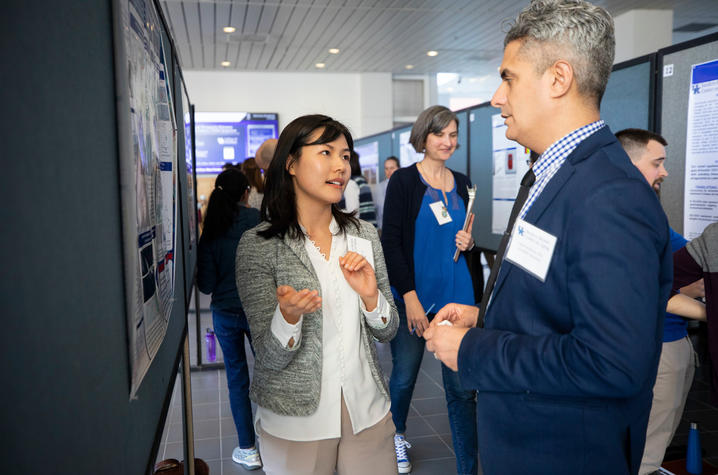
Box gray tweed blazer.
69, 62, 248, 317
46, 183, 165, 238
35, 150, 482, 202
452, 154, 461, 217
235, 219, 399, 417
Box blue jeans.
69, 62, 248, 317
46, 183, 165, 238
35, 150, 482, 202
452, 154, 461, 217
388, 299, 478, 475
212, 308, 255, 449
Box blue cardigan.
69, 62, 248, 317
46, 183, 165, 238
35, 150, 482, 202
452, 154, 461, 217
380, 163, 473, 297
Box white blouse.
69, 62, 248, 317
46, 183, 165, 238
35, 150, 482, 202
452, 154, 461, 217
256, 219, 392, 441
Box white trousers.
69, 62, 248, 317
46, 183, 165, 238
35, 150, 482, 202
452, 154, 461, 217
639, 336, 696, 474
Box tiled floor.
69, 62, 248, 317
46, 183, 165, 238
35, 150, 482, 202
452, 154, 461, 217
156, 294, 718, 474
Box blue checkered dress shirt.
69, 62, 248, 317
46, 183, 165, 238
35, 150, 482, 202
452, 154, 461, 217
519, 120, 605, 219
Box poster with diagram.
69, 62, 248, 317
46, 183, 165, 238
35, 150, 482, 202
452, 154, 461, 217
115, 0, 178, 397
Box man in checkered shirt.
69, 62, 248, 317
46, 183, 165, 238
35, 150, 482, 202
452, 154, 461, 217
424, 1, 673, 473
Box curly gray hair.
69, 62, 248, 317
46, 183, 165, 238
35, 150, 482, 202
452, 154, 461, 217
505, 0, 615, 106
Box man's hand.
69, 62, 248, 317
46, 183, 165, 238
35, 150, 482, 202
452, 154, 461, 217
424, 325, 471, 371
430, 303, 479, 329
277, 285, 321, 324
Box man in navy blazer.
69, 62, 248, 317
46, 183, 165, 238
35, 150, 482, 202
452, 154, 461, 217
424, 1, 672, 474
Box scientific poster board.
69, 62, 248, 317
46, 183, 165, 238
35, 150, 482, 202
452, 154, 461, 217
355, 140, 379, 184
490, 113, 531, 234
658, 33, 718, 235
115, 0, 178, 397
393, 126, 424, 167
683, 59, 718, 238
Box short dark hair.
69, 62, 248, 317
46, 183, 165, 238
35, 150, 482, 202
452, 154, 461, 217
385, 156, 400, 168
349, 150, 362, 177
259, 114, 359, 240
615, 128, 668, 162
409, 106, 458, 153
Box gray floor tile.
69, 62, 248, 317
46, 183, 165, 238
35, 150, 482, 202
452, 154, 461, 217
423, 413, 452, 435
222, 457, 267, 474
189, 388, 221, 405
408, 434, 455, 461
193, 437, 221, 461
411, 457, 459, 475
220, 417, 241, 437
412, 380, 445, 399
412, 397, 448, 417
221, 435, 240, 459
405, 415, 437, 438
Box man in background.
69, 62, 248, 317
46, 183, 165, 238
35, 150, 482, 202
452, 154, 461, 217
617, 128, 705, 474
375, 156, 400, 230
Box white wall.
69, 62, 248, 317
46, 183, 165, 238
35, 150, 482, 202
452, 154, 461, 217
614, 9, 673, 64
184, 70, 393, 139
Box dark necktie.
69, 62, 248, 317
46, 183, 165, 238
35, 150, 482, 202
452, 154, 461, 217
477, 168, 536, 328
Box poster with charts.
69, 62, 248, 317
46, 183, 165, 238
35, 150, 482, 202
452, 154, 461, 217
398, 130, 424, 167
684, 59, 718, 239
115, 0, 178, 398
491, 113, 531, 234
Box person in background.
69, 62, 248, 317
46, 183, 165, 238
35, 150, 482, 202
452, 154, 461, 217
340, 150, 377, 226
424, 1, 672, 473
222, 162, 236, 171
235, 114, 399, 475
375, 156, 400, 231
381, 105, 478, 474
255, 138, 278, 171
241, 157, 265, 210
616, 128, 706, 475
673, 222, 718, 396
196, 168, 262, 471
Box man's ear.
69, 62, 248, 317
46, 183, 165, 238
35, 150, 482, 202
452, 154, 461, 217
549, 59, 573, 98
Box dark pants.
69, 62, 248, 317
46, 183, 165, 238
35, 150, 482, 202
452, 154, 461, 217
388, 299, 479, 475
212, 308, 255, 449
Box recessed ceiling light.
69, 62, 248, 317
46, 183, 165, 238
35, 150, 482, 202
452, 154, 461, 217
221, 60, 231, 67
223, 26, 236, 33
328, 48, 340, 54
427, 50, 438, 57
447, 87, 454, 92
405, 64, 414, 70
315, 63, 326, 69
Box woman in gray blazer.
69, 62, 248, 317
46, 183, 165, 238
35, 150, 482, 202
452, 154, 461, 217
236, 114, 399, 475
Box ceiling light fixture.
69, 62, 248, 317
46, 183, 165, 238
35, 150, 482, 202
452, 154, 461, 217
405, 64, 414, 70
328, 48, 340, 54
315, 63, 326, 69
221, 60, 231, 67
223, 26, 236, 33
427, 50, 438, 57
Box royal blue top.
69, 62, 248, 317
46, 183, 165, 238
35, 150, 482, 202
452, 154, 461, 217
664, 227, 689, 342
412, 178, 474, 312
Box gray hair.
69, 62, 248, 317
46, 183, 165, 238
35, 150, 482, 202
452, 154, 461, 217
505, 0, 615, 105
409, 105, 458, 153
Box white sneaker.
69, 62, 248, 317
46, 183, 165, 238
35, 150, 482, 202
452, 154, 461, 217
394, 434, 412, 473
232, 446, 262, 470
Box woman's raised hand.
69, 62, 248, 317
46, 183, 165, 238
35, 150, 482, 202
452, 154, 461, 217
277, 285, 322, 324
339, 251, 379, 311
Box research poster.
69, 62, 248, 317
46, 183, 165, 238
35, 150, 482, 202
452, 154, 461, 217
355, 140, 379, 185
117, 0, 178, 397
684, 59, 718, 239
491, 113, 531, 234
182, 93, 197, 249
397, 130, 424, 167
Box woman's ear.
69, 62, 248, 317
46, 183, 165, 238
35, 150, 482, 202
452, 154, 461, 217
286, 154, 296, 176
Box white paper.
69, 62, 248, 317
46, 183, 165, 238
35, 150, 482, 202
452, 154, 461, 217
347, 235, 375, 270
683, 59, 718, 239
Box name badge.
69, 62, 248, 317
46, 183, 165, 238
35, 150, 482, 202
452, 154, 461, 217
504, 218, 557, 282
429, 201, 453, 225
347, 235, 375, 270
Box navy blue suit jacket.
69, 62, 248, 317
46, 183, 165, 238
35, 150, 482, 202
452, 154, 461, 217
458, 126, 672, 474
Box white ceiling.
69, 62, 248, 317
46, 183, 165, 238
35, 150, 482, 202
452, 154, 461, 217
160, 0, 718, 74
